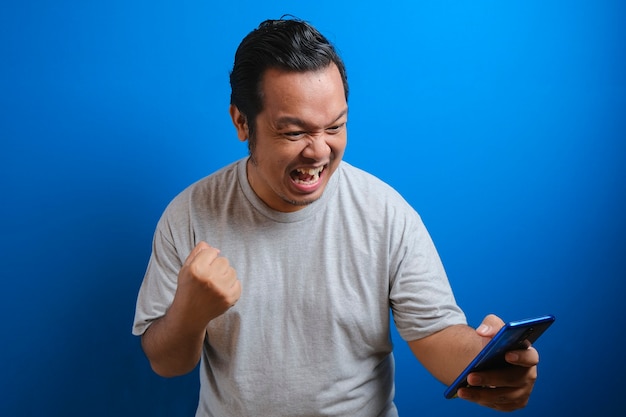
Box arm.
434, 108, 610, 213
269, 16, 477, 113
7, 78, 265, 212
409, 314, 539, 412
141, 242, 242, 377
409, 323, 484, 385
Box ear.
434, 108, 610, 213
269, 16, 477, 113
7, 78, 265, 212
229, 104, 249, 142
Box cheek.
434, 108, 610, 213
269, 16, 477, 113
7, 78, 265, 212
269, 143, 308, 166
257, 150, 292, 177
329, 134, 347, 157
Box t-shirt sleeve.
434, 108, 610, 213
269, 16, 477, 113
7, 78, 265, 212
131, 215, 185, 336
389, 212, 467, 341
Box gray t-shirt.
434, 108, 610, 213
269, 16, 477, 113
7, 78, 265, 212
133, 158, 466, 416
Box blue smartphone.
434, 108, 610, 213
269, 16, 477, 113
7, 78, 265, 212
444, 314, 556, 399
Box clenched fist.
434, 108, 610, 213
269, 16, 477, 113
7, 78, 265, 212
175, 241, 242, 326
141, 241, 242, 377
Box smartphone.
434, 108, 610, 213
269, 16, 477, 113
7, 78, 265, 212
444, 314, 555, 399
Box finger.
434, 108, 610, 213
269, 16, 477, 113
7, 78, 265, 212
506, 346, 540, 367
476, 314, 505, 337
457, 386, 530, 412
206, 257, 238, 287
189, 246, 223, 276
467, 364, 537, 389
228, 279, 243, 306
184, 241, 211, 266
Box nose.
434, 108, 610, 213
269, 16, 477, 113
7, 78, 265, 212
301, 134, 331, 160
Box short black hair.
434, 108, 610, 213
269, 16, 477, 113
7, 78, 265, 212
229, 18, 348, 150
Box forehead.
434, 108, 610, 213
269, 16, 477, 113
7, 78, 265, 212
258, 64, 347, 126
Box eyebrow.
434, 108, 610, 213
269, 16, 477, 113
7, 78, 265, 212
275, 108, 348, 129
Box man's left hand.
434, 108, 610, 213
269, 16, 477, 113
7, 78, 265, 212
457, 314, 539, 411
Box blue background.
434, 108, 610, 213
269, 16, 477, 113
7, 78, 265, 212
1, 1, 624, 416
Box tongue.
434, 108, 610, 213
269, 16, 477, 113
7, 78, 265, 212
297, 172, 314, 182
291, 170, 314, 182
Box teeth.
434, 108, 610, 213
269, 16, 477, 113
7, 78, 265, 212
297, 167, 323, 175
294, 166, 324, 184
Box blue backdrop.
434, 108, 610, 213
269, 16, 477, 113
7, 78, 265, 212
1, 1, 624, 416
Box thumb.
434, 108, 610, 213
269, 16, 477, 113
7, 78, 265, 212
476, 314, 505, 337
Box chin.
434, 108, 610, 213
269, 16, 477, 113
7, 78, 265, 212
278, 192, 322, 210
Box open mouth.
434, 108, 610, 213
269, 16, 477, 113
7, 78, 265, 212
290, 165, 326, 186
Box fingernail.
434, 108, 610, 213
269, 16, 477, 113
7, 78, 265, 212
477, 324, 489, 334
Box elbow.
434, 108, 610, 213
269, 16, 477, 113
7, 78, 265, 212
149, 362, 190, 378
139, 322, 202, 378
147, 357, 199, 378
140, 335, 199, 378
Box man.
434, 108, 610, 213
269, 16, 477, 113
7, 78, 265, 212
133, 18, 540, 416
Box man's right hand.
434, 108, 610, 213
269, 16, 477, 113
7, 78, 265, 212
141, 241, 241, 377
174, 241, 242, 328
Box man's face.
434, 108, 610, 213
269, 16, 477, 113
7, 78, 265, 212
234, 64, 348, 213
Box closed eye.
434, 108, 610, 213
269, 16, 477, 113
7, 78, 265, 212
326, 122, 346, 134
282, 131, 306, 140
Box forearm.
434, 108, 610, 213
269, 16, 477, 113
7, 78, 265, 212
139, 243, 241, 378
408, 324, 484, 385
140, 304, 207, 378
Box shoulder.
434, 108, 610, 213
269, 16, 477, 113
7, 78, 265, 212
172, 159, 241, 204
158, 159, 244, 227
337, 161, 415, 211
333, 161, 427, 240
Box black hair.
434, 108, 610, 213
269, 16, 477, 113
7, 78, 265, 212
229, 18, 349, 151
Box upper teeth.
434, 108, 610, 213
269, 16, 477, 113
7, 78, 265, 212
297, 167, 323, 175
